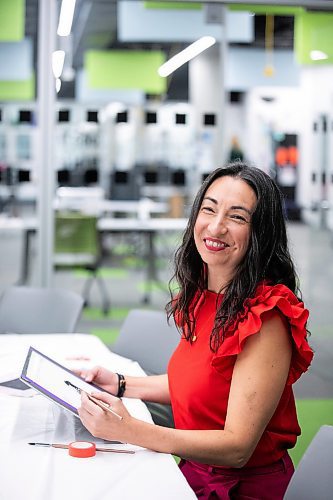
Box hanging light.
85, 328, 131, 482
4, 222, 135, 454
263, 14, 275, 77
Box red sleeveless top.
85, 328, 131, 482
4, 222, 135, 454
167, 283, 313, 467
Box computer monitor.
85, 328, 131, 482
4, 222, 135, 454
18, 169, 31, 183
116, 111, 128, 123
19, 110, 33, 124
145, 111, 157, 124
171, 170, 186, 186
175, 113, 186, 125
57, 169, 71, 186
58, 110, 70, 122
144, 171, 158, 184
114, 171, 128, 184
87, 110, 99, 123
203, 114, 216, 126
83, 169, 99, 185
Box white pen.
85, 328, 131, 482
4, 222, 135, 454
64, 380, 123, 420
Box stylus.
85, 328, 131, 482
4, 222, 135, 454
64, 380, 123, 420
28, 443, 135, 453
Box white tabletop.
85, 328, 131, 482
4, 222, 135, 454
0, 334, 195, 500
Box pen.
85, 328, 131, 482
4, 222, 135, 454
64, 380, 123, 420
28, 443, 135, 454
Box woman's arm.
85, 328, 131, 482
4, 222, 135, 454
122, 374, 171, 404
79, 311, 291, 467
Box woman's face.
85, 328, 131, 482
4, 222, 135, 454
194, 176, 257, 291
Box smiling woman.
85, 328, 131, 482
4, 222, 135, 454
194, 175, 257, 292
77, 162, 313, 500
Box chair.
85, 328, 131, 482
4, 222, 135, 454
54, 212, 110, 315
0, 286, 83, 334
284, 425, 333, 500
112, 309, 180, 428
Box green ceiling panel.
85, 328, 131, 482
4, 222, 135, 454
144, 2, 202, 9
228, 4, 303, 16
0, 0, 25, 41
85, 50, 167, 94
295, 12, 333, 65
0, 75, 35, 101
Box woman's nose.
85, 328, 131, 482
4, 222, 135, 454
208, 216, 227, 235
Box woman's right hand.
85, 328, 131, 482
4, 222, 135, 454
77, 366, 119, 396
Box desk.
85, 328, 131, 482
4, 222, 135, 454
0, 333, 195, 500
0, 216, 188, 303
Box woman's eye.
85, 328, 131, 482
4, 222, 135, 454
201, 206, 214, 213
230, 214, 248, 223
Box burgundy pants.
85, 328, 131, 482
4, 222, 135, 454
179, 453, 294, 499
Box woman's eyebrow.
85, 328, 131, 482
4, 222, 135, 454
202, 196, 218, 204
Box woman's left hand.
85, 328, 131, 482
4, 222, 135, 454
78, 391, 132, 442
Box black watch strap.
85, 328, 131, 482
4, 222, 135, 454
116, 373, 126, 398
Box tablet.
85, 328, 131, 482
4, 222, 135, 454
20, 346, 112, 417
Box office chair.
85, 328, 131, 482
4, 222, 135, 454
284, 425, 333, 500
54, 212, 111, 315
112, 309, 181, 427
0, 286, 83, 334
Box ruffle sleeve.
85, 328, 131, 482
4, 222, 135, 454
211, 283, 313, 385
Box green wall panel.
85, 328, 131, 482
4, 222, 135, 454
144, 2, 201, 9
0, 75, 35, 101
85, 50, 167, 94
0, 0, 25, 41
295, 12, 333, 65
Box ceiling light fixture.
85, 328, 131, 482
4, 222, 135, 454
310, 50, 328, 61
52, 50, 65, 79
57, 0, 76, 37
158, 36, 216, 77
55, 78, 62, 93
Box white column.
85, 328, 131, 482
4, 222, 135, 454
36, 0, 57, 287
189, 5, 228, 191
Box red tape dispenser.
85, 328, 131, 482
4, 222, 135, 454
68, 441, 96, 458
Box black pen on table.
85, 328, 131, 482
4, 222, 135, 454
64, 380, 123, 420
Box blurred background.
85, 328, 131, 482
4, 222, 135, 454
1, 0, 333, 465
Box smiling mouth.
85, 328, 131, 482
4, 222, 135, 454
204, 238, 230, 250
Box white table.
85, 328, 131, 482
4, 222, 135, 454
0, 333, 195, 500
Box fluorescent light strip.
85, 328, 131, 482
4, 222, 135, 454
55, 78, 62, 93
57, 0, 76, 37
52, 50, 65, 79
310, 50, 328, 61
158, 36, 216, 77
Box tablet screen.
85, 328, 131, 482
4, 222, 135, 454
20, 346, 109, 417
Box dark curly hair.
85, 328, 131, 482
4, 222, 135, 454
166, 162, 301, 352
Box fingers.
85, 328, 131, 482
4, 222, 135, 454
82, 366, 101, 383
79, 391, 103, 417
90, 391, 118, 405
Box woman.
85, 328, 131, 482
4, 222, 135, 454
78, 163, 313, 499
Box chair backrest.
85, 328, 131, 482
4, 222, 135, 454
112, 309, 180, 375
0, 286, 84, 334
54, 213, 100, 267
284, 425, 333, 500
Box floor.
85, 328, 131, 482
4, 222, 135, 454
1, 218, 333, 464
